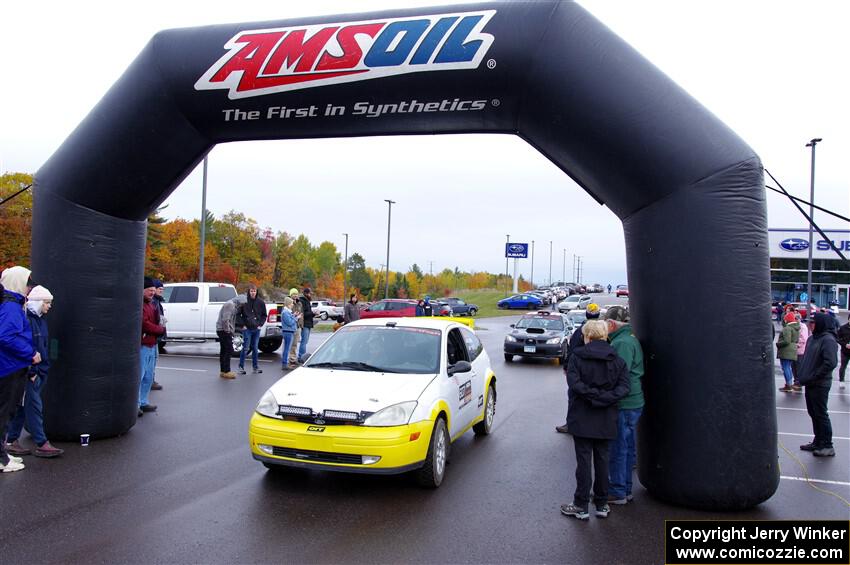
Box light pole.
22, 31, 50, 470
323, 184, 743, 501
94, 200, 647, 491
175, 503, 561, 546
199, 155, 208, 282
548, 241, 552, 286
342, 233, 349, 304
384, 199, 395, 299
505, 234, 510, 296
805, 138, 822, 305
562, 248, 566, 285
530, 240, 535, 288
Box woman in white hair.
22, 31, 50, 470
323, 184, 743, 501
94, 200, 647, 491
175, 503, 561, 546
0, 266, 39, 472
5, 285, 63, 458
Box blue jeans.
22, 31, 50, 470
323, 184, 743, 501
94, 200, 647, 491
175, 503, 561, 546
139, 345, 157, 408
6, 373, 48, 446
281, 332, 294, 367
780, 358, 794, 386
240, 328, 260, 370
298, 327, 312, 361
609, 407, 642, 499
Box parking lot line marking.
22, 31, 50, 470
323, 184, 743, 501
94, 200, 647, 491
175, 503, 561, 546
155, 366, 208, 372
160, 354, 276, 363
772, 377, 848, 397
777, 407, 850, 414
780, 476, 850, 487
779, 432, 850, 441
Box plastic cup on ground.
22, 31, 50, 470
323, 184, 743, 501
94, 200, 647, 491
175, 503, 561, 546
80, 434, 90, 446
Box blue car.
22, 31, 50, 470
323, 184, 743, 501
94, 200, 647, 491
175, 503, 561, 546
497, 294, 544, 310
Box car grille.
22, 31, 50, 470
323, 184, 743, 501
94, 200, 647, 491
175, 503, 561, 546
271, 447, 363, 465
278, 405, 373, 425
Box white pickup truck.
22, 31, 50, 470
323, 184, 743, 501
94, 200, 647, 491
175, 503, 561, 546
161, 282, 283, 353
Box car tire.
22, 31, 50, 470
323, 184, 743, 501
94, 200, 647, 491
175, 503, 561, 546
504, 353, 513, 363
528, 303, 536, 310
259, 338, 282, 354
468, 308, 477, 316
320, 311, 329, 321
473, 383, 496, 436
416, 418, 449, 488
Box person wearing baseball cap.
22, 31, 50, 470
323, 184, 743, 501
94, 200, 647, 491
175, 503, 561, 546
556, 303, 602, 434
287, 288, 304, 365
297, 288, 315, 362
603, 305, 644, 505
139, 277, 165, 417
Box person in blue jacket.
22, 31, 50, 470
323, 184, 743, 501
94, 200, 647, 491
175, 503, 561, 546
280, 296, 298, 370
0, 266, 39, 473
6, 285, 63, 458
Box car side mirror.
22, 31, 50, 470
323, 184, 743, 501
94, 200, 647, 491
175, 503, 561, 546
509, 324, 515, 328
447, 360, 472, 376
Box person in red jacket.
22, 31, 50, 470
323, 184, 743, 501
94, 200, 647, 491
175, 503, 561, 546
139, 277, 165, 418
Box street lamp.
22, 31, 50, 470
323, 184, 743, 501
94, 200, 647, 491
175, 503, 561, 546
505, 234, 510, 296
384, 200, 395, 299
530, 240, 535, 288
805, 138, 822, 305
342, 233, 349, 304
548, 241, 553, 286
562, 248, 566, 285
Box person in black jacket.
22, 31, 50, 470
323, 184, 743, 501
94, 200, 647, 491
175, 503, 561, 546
238, 285, 267, 375
797, 313, 838, 457
297, 288, 315, 363
560, 320, 630, 521
556, 303, 600, 434
837, 319, 850, 389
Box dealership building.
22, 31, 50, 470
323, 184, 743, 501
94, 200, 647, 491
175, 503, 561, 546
769, 228, 850, 308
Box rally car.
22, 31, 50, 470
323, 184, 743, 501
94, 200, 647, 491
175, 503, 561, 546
504, 310, 574, 364
249, 317, 496, 488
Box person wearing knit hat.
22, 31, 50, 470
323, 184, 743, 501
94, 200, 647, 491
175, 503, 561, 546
5, 285, 63, 458
139, 277, 165, 417
0, 266, 39, 472
777, 312, 801, 393
556, 304, 603, 434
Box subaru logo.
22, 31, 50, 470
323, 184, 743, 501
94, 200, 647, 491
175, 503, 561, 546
508, 244, 524, 253
780, 238, 809, 252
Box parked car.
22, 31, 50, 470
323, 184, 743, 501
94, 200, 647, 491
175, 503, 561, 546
249, 317, 497, 487
311, 299, 344, 321
557, 294, 592, 313
162, 282, 283, 354
616, 284, 629, 297
440, 297, 479, 316
359, 299, 451, 319
504, 310, 574, 364
527, 291, 552, 305
590, 283, 604, 293
497, 294, 544, 310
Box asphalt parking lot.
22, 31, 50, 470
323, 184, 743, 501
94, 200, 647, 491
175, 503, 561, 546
1, 308, 848, 564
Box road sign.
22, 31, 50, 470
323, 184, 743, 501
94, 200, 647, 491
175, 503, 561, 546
505, 242, 528, 258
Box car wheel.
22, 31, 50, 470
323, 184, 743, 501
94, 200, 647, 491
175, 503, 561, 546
320, 311, 329, 321
259, 338, 282, 354
504, 353, 513, 363
473, 383, 496, 436
468, 308, 477, 316
528, 303, 536, 310
416, 417, 449, 488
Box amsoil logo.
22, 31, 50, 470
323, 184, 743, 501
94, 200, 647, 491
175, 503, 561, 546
195, 10, 496, 99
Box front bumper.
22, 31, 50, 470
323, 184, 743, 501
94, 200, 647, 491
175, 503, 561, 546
249, 413, 433, 474
504, 342, 563, 359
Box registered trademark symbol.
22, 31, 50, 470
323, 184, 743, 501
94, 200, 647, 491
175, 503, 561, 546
486, 59, 496, 69
491, 99, 501, 107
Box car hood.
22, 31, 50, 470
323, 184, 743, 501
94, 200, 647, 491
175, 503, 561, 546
267, 368, 438, 413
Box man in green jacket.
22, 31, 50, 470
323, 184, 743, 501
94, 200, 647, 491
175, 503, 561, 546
777, 312, 800, 392
603, 306, 644, 505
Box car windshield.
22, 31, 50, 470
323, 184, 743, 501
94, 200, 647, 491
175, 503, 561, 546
305, 325, 441, 374
565, 295, 580, 302
516, 317, 564, 331
567, 311, 586, 324
617, 285, 627, 289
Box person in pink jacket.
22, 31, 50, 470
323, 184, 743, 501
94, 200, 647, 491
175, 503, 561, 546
792, 312, 809, 391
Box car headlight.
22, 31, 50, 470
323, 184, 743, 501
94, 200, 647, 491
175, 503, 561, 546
505, 335, 517, 342
546, 337, 562, 344
255, 389, 281, 419
362, 401, 417, 427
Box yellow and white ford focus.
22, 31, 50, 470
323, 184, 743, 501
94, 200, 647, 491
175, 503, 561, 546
249, 317, 496, 487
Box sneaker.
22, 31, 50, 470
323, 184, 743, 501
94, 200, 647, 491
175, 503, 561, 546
5, 440, 31, 456
0, 459, 25, 473
252, 368, 263, 374
220, 371, 236, 379
555, 424, 570, 434
559, 504, 589, 520
34, 441, 64, 458
7, 454, 23, 464
288, 364, 299, 370
800, 442, 817, 452
608, 495, 629, 505
778, 385, 793, 392
140, 404, 157, 413
812, 447, 835, 457
791, 384, 802, 392
595, 504, 610, 518
238, 368, 247, 375
150, 381, 163, 390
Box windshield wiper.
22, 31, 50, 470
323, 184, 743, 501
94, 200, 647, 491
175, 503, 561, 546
306, 361, 400, 373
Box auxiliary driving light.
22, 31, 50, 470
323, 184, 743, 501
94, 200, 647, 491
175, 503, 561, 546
361, 456, 381, 465
258, 444, 274, 455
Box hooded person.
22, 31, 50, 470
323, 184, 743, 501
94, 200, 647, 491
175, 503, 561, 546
297, 288, 315, 363
796, 312, 838, 457
237, 284, 266, 375
422, 295, 433, 317
287, 288, 304, 365
556, 303, 601, 434
837, 317, 850, 390
0, 266, 39, 472
6, 285, 63, 458
216, 298, 239, 379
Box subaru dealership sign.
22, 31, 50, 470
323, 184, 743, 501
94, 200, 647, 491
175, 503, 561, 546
505, 242, 528, 258
769, 229, 850, 259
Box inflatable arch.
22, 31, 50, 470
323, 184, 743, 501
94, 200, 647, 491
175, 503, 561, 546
33, 1, 775, 510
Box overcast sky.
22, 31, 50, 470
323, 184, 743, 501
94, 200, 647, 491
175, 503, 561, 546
3, 1, 848, 287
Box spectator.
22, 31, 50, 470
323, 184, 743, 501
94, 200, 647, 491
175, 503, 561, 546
287, 288, 304, 366
150, 279, 166, 390
297, 288, 315, 362
343, 294, 361, 324
792, 312, 809, 391
777, 312, 800, 393
280, 297, 297, 370
5, 285, 63, 458
603, 305, 645, 506
797, 313, 838, 457
0, 266, 38, 473
837, 318, 849, 390
607, 284, 612, 294
139, 277, 164, 417
332, 315, 345, 332
560, 320, 629, 521
216, 298, 238, 379
415, 300, 425, 317
422, 296, 433, 317
238, 284, 266, 375
556, 303, 601, 434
